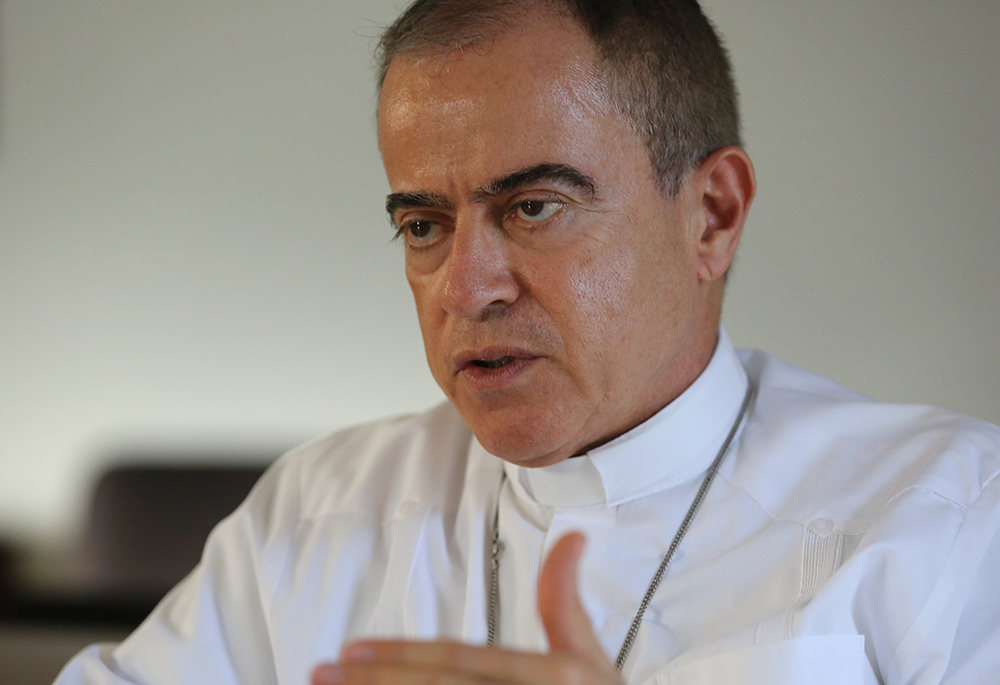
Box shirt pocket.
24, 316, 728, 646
649, 635, 866, 685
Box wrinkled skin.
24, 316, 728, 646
312, 9, 754, 684
377, 15, 750, 469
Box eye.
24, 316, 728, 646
514, 200, 561, 223
397, 219, 442, 245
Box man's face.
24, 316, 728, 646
378, 15, 719, 467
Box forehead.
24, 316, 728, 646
380, 10, 607, 110
377, 15, 638, 191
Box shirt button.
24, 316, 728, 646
809, 517, 834, 535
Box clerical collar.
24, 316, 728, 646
501, 328, 749, 508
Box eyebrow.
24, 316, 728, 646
471, 163, 597, 201
384, 163, 598, 218
385, 191, 454, 218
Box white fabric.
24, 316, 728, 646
55, 330, 1000, 684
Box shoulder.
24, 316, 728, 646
732, 348, 1000, 532
249, 401, 477, 525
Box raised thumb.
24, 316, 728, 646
537, 532, 610, 668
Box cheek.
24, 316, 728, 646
558, 197, 677, 334
407, 276, 447, 368
561, 241, 643, 349
407, 266, 443, 325
558, 219, 691, 360
406, 274, 430, 335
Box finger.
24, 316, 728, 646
315, 639, 584, 684
537, 532, 612, 672
311, 663, 345, 685
313, 660, 472, 685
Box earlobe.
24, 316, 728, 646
692, 146, 756, 282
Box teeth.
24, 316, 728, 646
475, 356, 515, 369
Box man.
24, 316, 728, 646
56, 1, 1000, 684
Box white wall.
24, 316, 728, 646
1, 0, 997, 546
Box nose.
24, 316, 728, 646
438, 220, 519, 319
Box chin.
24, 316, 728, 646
445, 373, 593, 467
464, 408, 578, 468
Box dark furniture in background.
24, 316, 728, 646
76, 463, 269, 599
0, 460, 271, 685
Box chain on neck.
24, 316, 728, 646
486, 383, 755, 675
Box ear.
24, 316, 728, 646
688, 146, 756, 282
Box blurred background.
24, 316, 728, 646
0, 0, 998, 680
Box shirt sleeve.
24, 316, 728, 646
887, 471, 1000, 684
939, 476, 1000, 683
52, 455, 301, 685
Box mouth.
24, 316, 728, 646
469, 356, 517, 370
454, 351, 536, 389
453, 348, 538, 376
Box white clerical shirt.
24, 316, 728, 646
55, 330, 1000, 684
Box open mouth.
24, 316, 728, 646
470, 356, 516, 369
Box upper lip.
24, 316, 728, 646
452, 346, 539, 374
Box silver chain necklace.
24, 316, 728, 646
486, 384, 754, 673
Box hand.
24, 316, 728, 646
311, 532, 624, 684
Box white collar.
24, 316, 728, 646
499, 328, 749, 508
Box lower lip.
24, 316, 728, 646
458, 357, 538, 391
